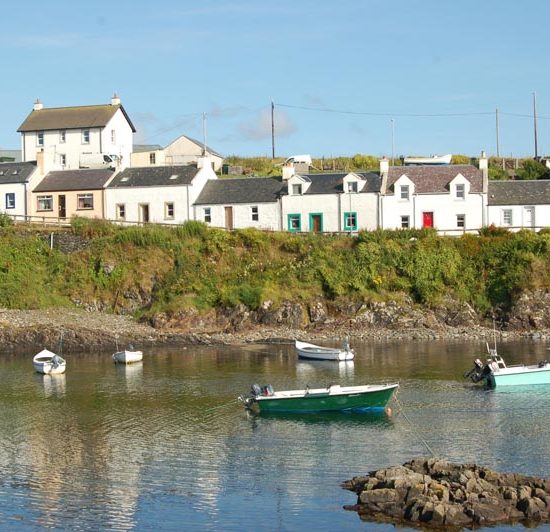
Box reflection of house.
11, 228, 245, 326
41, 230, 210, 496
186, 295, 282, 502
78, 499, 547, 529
31, 169, 114, 220
17, 94, 135, 174
105, 158, 217, 224
487, 180, 550, 230
131, 135, 224, 171
195, 177, 282, 230
379, 155, 488, 233
0, 161, 40, 218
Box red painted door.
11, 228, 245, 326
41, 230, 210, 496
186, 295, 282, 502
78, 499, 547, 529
422, 212, 434, 228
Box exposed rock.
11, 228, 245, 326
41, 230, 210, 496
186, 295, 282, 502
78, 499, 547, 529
344, 458, 550, 528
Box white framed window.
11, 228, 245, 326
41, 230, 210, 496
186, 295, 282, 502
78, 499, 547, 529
5, 193, 15, 209
82, 129, 90, 144
77, 193, 94, 210
400, 215, 410, 228
456, 184, 465, 199
37, 131, 44, 146
400, 185, 409, 200
292, 184, 302, 195
59, 130, 66, 143
347, 181, 358, 193
37, 195, 53, 211
149, 152, 156, 164
204, 207, 211, 223
457, 214, 465, 228
111, 129, 116, 144
165, 202, 175, 219
116, 204, 126, 220
251, 206, 259, 221
502, 209, 513, 226
59, 154, 66, 167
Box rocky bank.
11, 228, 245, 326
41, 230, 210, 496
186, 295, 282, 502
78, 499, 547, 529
3, 289, 550, 352
343, 458, 550, 529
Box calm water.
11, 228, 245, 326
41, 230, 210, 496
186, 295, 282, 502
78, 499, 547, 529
1, 340, 550, 531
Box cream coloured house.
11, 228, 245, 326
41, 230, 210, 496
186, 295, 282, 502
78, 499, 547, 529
131, 135, 223, 171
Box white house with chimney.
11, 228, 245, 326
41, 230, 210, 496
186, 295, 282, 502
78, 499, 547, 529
378, 153, 488, 234
17, 94, 135, 175
0, 161, 41, 219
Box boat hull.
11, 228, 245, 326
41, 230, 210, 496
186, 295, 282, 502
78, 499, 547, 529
295, 340, 354, 361
113, 350, 143, 364
254, 384, 398, 414
32, 349, 66, 375
489, 366, 550, 387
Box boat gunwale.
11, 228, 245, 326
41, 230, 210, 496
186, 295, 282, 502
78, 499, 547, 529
254, 383, 399, 402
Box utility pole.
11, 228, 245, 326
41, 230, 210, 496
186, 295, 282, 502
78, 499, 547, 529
390, 119, 395, 166
533, 92, 539, 159
202, 112, 207, 156
495, 108, 500, 158
271, 100, 275, 160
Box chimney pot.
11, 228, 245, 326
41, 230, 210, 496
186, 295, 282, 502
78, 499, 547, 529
33, 99, 44, 111
111, 93, 121, 106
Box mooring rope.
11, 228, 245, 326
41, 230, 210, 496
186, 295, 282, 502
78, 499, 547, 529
393, 391, 436, 458
202, 399, 239, 413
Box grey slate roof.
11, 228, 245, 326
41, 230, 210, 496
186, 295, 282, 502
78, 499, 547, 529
107, 165, 200, 188
133, 144, 162, 153
195, 177, 283, 205
281, 172, 381, 195
0, 161, 37, 184
488, 179, 550, 205
34, 169, 114, 192
18, 104, 136, 132
386, 165, 483, 194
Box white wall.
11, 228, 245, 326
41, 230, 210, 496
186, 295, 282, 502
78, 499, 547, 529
196, 202, 280, 230
101, 109, 134, 169
487, 204, 549, 230
0, 183, 27, 217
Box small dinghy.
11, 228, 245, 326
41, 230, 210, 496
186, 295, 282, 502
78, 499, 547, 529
113, 342, 143, 364
33, 349, 66, 375
239, 382, 398, 414
295, 339, 354, 361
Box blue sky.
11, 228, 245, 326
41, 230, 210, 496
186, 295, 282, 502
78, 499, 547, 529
1, 0, 549, 159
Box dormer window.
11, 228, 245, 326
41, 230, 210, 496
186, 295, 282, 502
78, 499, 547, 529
292, 184, 302, 195
456, 183, 465, 199
347, 181, 358, 193
400, 185, 410, 200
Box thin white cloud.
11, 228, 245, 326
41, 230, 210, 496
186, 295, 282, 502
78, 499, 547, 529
239, 108, 296, 141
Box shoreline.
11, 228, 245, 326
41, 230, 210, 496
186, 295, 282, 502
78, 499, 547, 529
1, 307, 550, 353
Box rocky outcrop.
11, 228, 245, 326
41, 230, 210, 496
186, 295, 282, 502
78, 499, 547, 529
343, 458, 550, 528
507, 289, 550, 331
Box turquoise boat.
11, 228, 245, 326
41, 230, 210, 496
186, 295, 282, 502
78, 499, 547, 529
465, 350, 550, 387
239, 383, 399, 414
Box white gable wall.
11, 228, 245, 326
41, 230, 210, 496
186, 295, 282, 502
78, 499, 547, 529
101, 109, 134, 169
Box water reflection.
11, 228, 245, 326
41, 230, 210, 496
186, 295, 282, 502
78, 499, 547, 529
114, 361, 143, 393
296, 360, 355, 380
35, 373, 66, 398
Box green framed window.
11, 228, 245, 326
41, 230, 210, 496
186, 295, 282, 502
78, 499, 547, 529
344, 211, 357, 231
288, 213, 301, 232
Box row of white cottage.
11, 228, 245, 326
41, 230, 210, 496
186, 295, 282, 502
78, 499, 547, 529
1, 153, 549, 233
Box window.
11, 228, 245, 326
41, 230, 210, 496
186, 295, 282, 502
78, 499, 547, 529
204, 207, 211, 223
5, 193, 15, 209
59, 130, 66, 143
502, 209, 513, 226
165, 202, 175, 219
59, 154, 66, 167
111, 129, 116, 144
457, 214, 465, 228
251, 206, 259, 221
344, 211, 357, 231
82, 129, 90, 144
401, 215, 410, 228
149, 152, 156, 164
292, 184, 302, 195
77, 193, 94, 210
288, 214, 301, 232
116, 204, 126, 220
400, 185, 409, 200
347, 181, 358, 193
37, 195, 53, 211
37, 131, 44, 146
456, 184, 465, 199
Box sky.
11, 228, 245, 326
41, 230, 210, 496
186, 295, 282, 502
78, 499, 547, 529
1, 0, 550, 159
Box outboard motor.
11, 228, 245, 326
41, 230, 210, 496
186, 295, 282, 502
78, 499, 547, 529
251, 383, 262, 396
464, 358, 489, 383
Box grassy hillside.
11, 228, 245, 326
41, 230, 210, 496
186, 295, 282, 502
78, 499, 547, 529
1, 218, 550, 320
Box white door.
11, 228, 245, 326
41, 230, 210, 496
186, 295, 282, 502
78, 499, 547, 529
523, 206, 535, 228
